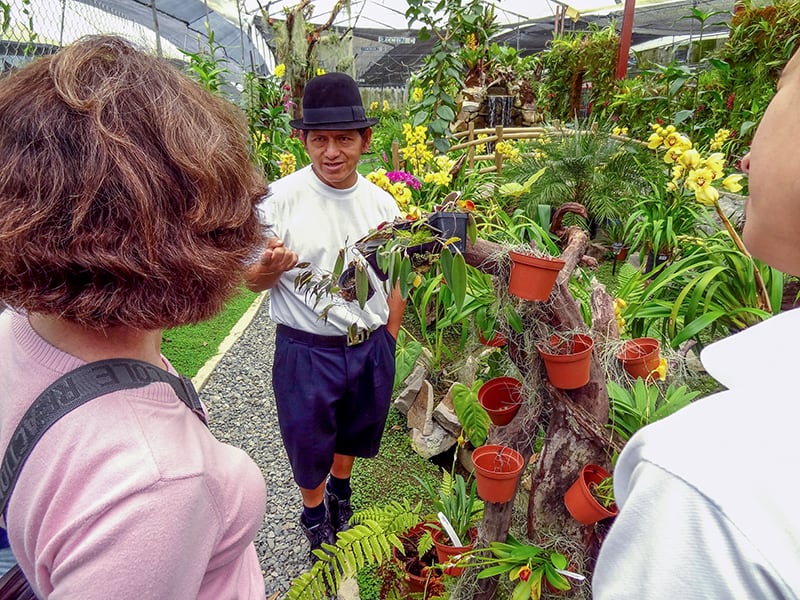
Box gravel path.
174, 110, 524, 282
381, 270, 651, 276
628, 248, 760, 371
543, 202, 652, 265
199, 295, 310, 598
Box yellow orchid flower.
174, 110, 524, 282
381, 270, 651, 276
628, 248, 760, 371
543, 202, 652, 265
412, 273, 422, 287
704, 152, 726, 178
655, 357, 668, 381
647, 132, 664, 149
274, 63, 286, 77
369, 101, 379, 111
316, 67, 326, 76
722, 174, 744, 193
663, 147, 683, 164
678, 148, 701, 169
383, 99, 390, 112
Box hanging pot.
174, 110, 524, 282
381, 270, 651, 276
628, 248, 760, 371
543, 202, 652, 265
563, 464, 618, 525
431, 528, 475, 576
537, 334, 594, 390
479, 330, 507, 348
478, 377, 523, 426
616, 337, 660, 379
472, 444, 525, 504
427, 211, 469, 253
507, 250, 565, 301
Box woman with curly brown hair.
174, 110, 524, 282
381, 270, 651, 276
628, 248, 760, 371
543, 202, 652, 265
0, 36, 269, 599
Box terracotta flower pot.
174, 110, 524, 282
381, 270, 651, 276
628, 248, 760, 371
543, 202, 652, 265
472, 444, 525, 504
537, 334, 594, 390
563, 464, 618, 525
508, 250, 566, 301
392, 524, 442, 595
616, 337, 660, 379
478, 377, 523, 426
431, 527, 475, 576
479, 330, 507, 348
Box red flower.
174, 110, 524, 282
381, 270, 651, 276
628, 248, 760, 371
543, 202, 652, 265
727, 93, 736, 110
519, 566, 532, 582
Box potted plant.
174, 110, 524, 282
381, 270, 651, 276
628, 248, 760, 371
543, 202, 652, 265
615, 337, 660, 379
416, 468, 484, 576
536, 333, 594, 390
477, 376, 523, 426
471, 444, 525, 504
456, 534, 580, 599
426, 190, 478, 254
507, 249, 566, 302
391, 523, 444, 596
563, 464, 618, 525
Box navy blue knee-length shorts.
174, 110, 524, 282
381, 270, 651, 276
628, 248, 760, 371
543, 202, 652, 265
272, 324, 397, 489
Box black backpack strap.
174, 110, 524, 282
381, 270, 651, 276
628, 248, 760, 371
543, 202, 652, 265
0, 359, 207, 519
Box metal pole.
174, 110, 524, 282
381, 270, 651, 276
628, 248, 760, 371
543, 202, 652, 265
59, 0, 67, 47
615, 0, 636, 80
150, 0, 162, 57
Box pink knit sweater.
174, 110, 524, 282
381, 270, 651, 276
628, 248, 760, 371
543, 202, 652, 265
0, 311, 267, 599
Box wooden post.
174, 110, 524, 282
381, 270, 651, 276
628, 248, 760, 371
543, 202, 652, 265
494, 125, 504, 175
391, 140, 400, 171
468, 122, 476, 169
615, 0, 636, 80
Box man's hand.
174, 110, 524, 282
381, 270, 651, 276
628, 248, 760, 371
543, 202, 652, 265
245, 237, 298, 292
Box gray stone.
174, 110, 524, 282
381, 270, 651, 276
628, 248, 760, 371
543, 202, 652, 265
393, 363, 427, 415
410, 423, 457, 459
407, 380, 435, 435
433, 382, 462, 437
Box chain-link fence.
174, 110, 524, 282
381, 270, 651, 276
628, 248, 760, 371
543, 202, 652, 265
0, 0, 268, 76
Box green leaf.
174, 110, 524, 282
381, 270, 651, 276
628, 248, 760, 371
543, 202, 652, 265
355, 263, 370, 309
451, 381, 490, 446
437, 104, 456, 121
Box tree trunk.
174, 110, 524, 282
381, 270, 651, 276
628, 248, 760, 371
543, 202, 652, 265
463, 205, 620, 596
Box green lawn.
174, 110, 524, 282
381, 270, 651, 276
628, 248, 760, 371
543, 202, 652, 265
160, 288, 259, 377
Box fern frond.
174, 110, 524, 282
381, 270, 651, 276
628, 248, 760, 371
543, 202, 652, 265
288, 516, 418, 598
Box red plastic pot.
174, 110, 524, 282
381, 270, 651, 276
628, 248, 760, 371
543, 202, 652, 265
472, 444, 525, 504
478, 377, 523, 426
563, 464, 618, 525
616, 337, 660, 379
479, 331, 507, 348
508, 250, 565, 301
431, 528, 475, 576
537, 334, 594, 390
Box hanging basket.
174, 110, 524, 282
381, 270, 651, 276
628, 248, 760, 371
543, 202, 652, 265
616, 337, 660, 379
472, 444, 525, 504
537, 333, 594, 390
563, 464, 618, 525
477, 377, 523, 426
507, 250, 565, 301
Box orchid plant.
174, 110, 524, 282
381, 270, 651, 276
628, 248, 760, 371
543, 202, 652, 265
644, 123, 772, 311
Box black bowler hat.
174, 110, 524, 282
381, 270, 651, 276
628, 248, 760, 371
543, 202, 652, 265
289, 72, 378, 131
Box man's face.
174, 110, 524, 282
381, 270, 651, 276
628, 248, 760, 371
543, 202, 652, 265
303, 129, 371, 189
742, 49, 800, 275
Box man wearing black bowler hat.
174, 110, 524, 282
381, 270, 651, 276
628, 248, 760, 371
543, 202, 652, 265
245, 72, 405, 562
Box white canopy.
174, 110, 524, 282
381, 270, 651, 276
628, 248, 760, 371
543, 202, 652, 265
212, 0, 624, 31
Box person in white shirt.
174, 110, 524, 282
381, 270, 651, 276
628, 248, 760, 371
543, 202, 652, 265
245, 73, 405, 562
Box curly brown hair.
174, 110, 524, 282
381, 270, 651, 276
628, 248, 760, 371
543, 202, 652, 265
0, 35, 267, 329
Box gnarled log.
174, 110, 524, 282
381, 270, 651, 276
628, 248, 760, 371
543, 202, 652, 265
464, 205, 619, 598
